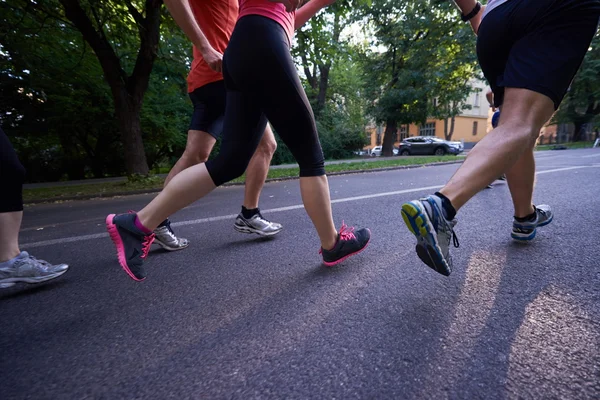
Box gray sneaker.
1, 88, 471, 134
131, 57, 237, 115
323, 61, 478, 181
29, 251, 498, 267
234, 213, 283, 236
153, 219, 189, 251
401, 196, 459, 276
511, 204, 553, 241
0, 252, 69, 288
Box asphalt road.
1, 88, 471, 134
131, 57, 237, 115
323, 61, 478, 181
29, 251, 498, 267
3, 148, 600, 399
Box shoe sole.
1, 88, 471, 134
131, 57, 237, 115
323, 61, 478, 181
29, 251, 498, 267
106, 214, 145, 282
0, 267, 69, 288
234, 224, 282, 237
511, 215, 553, 241
401, 202, 451, 276
322, 230, 371, 267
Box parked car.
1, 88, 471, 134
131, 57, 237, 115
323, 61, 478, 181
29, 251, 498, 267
370, 145, 399, 157
397, 136, 463, 156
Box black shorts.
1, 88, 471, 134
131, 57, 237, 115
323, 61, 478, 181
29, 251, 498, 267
0, 127, 26, 212
188, 80, 226, 139
477, 0, 600, 109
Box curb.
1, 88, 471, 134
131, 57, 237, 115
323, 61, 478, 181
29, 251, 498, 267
24, 160, 464, 205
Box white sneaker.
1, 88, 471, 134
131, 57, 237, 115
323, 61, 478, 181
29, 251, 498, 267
0, 252, 69, 288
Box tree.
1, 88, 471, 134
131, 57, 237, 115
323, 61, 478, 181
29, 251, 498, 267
361, 0, 477, 156
552, 32, 600, 142
2, 1, 193, 180
294, 0, 367, 116
9, 0, 165, 176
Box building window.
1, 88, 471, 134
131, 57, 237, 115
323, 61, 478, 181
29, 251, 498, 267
474, 91, 480, 107
376, 125, 382, 145
433, 98, 438, 108
419, 122, 436, 137
399, 125, 409, 140
472, 121, 478, 136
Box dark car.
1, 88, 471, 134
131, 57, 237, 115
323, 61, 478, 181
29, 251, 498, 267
398, 136, 464, 156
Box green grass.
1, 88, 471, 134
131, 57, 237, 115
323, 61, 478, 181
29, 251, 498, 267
24, 155, 459, 203
23, 176, 166, 203
536, 141, 594, 151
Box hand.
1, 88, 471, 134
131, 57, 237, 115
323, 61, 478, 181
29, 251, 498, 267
201, 46, 223, 73
268, 0, 302, 12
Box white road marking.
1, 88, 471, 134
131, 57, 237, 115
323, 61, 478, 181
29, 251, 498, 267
19, 167, 595, 249
581, 153, 600, 158
535, 166, 590, 175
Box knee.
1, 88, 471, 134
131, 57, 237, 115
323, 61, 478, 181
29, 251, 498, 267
181, 147, 210, 166
500, 118, 541, 142
207, 156, 249, 186
257, 135, 277, 159
298, 150, 325, 177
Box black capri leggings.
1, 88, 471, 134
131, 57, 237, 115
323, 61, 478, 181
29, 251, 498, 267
205, 15, 325, 186
0, 127, 26, 212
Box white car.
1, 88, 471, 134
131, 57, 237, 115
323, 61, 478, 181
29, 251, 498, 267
370, 146, 398, 157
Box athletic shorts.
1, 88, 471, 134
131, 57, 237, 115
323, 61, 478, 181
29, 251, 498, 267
477, 0, 600, 109
0, 127, 26, 212
188, 80, 226, 139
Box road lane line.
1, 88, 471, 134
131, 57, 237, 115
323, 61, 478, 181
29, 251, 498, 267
581, 153, 600, 158
535, 166, 590, 174
19, 167, 594, 249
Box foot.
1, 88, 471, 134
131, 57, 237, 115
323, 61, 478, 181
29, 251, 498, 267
320, 223, 371, 267
234, 212, 283, 236
153, 219, 189, 251
401, 196, 459, 276
106, 213, 155, 281
0, 252, 69, 289
511, 204, 553, 241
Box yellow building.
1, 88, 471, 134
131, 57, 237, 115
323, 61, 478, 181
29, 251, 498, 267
365, 80, 493, 150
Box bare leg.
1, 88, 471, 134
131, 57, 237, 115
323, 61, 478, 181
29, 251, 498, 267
505, 146, 537, 218
243, 124, 277, 209
0, 211, 22, 262
138, 163, 216, 230
299, 175, 338, 250
164, 130, 216, 187
439, 88, 555, 211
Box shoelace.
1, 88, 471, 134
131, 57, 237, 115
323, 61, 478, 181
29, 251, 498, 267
339, 222, 356, 241
140, 234, 155, 259
428, 199, 460, 248
22, 256, 52, 271
160, 224, 178, 241
318, 222, 356, 254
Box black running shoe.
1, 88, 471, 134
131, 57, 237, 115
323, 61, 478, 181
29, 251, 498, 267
106, 213, 155, 281
320, 223, 371, 266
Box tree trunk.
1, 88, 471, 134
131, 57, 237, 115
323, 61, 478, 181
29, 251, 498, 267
58, 0, 162, 176
316, 65, 330, 115
382, 119, 398, 156
445, 116, 455, 141
572, 121, 585, 142
115, 90, 149, 175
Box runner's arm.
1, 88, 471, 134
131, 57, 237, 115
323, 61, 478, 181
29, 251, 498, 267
163, 0, 223, 72
295, 0, 337, 30
452, 0, 486, 34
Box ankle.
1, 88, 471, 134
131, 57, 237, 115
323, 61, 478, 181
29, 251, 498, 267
0, 250, 21, 264
241, 206, 260, 219
514, 205, 536, 221
321, 231, 338, 251
434, 192, 457, 220
134, 215, 153, 234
